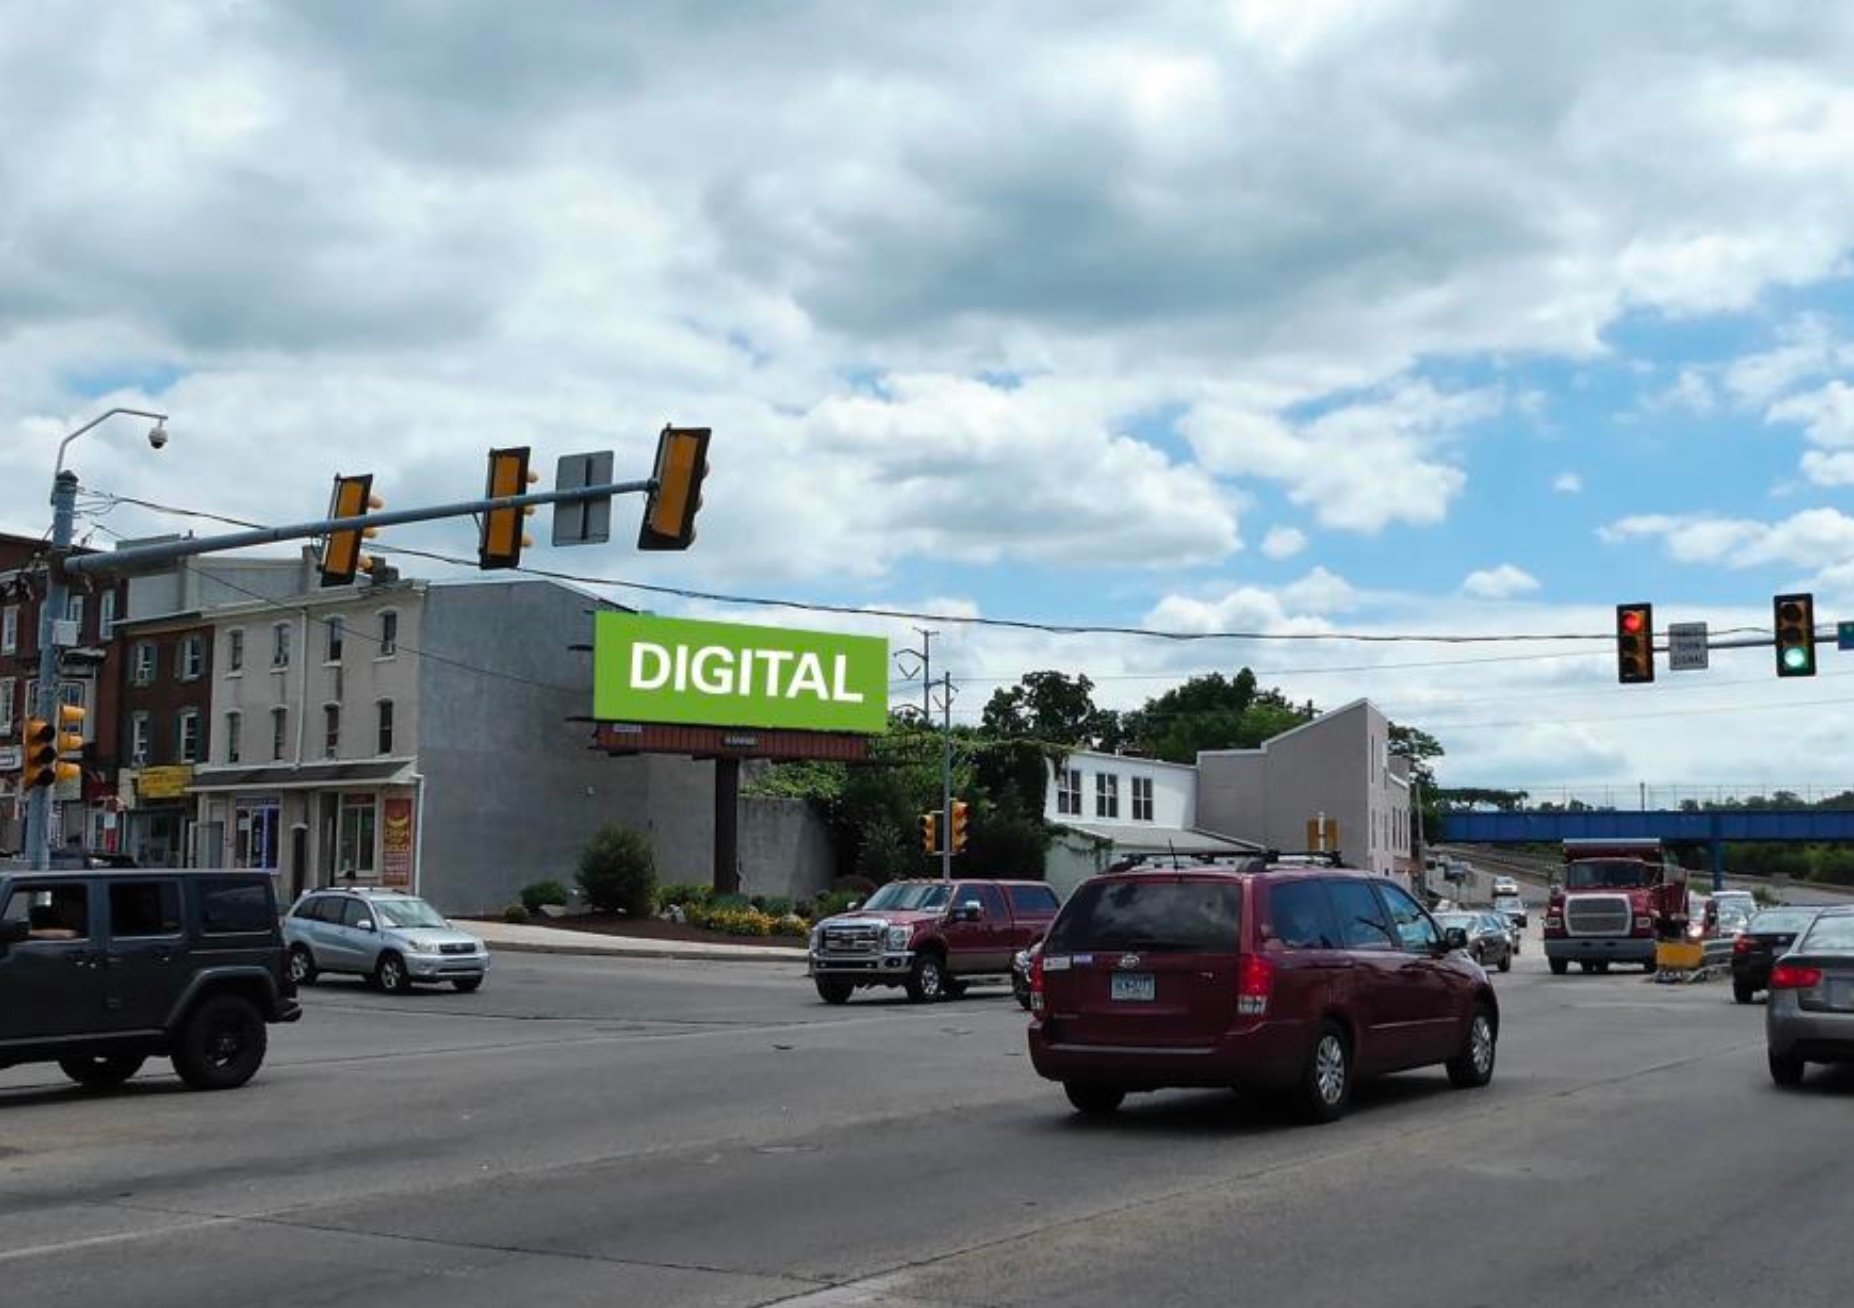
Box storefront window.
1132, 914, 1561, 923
233, 798, 281, 870
337, 793, 377, 876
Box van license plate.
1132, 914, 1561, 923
1111, 973, 1155, 1002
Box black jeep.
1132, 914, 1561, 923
0, 867, 301, 1092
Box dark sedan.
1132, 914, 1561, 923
1767, 907, 1854, 1086
1437, 911, 1512, 974
1734, 907, 1823, 1003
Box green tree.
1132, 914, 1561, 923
981, 671, 1118, 748
1118, 671, 1315, 764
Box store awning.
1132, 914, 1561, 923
188, 761, 416, 793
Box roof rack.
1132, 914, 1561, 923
1264, 849, 1347, 868
1106, 851, 1268, 875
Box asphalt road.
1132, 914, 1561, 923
2, 938, 1850, 1308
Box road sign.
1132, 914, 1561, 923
1668, 621, 1709, 671
1839, 621, 1854, 651
553, 451, 614, 546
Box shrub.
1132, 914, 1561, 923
833, 874, 877, 898
520, 879, 571, 915
794, 898, 817, 921
576, 824, 657, 916
502, 904, 532, 924
773, 914, 810, 938
713, 892, 751, 911
656, 882, 713, 913
755, 895, 794, 918
814, 889, 862, 919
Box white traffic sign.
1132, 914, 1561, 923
1668, 621, 1709, 671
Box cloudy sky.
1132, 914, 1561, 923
8, 0, 1854, 799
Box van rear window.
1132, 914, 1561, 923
1045, 879, 1240, 953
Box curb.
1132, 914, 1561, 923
485, 938, 809, 965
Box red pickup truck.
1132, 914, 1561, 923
808, 878, 1061, 1003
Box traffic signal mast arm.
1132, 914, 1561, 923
61, 476, 654, 578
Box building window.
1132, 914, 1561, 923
272, 622, 291, 669
337, 793, 377, 875
1056, 768, 1082, 816
99, 592, 116, 641
132, 641, 156, 685
1095, 773, 1119, 820
326, 615, 344, 664
1, 605, 16, 654
0, 676, 14, 736
130, 713, 150, 766
377, 610, 398, 657
66, 594, 84, 638
227, 628, 244, 673
1131, 775, 1154, 822
225, 711, 242, 765
377, 699, 394, 755
177, 710, 201, 764
179, 634, 204, 681
271, 707, 288, 762
324, 704, 340, 759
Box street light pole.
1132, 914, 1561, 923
26, 408, 169, 870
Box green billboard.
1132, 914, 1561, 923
593, 613, 889, 734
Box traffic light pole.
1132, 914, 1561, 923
940, 671, 953, 883
27, 471, 79, 871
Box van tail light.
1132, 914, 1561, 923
1770, 962, 1822, 991
1732, 935, 1752, 956
1237, 954, 1274, 1017
1029, 952, 1045, 1013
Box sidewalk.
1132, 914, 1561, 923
472, 918, 809, 964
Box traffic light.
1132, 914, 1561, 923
22, 705, 84, 790
479, 446, 538, 570
318, 474, 381, 587
920, 812, 938, 854
1774, 592, 1817, 678
950, 800, 970, 854
1616, 603, 1654, 684
637, 426, 710, 551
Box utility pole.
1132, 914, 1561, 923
939, 671, 953, 883
26, 471, 78, 870
894, 628, 935, 721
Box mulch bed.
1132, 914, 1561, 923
479, 913, 808, 950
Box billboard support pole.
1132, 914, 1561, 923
714, 755, 741, 897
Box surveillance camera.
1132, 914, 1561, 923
148, 424, 169, 450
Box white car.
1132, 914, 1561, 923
1492, 876, 1520, 898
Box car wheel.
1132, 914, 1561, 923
374, 952, 410, 995
1593, 961, 1610, 974
814, 977, 854, 1005
1447, 1007, 1497, 1089
1063, 1082, 1125, 1116
287, 945, 318, 987
1012, 973, 1032, 1011
1733, 980, 1755, 1005
171, 994, 268, 1091
1497, 950, 1512, 974
1296, 1021, 1353, 1124
1548, 957, 1569, 976
58, 1054, 146, 1090
1769, 1051, 1807, 1087
452, 977, 483, 993
904, 951, 947, 1003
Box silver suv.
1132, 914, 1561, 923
283, 889, 489, 994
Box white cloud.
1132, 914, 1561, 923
1461, 565, 1540, 600
1261, 525, 1308, 559
1600, 507, 1854, 570
1553, 471, 1583, 494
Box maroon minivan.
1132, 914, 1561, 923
1027, 862, 1499, 1122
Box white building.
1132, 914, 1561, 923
1042, 750, 1258, 897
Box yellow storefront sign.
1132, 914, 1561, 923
137, 765, 195, 801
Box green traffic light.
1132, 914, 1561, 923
1782, 645, 1811, 672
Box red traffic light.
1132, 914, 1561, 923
1621, 610, 1644, 635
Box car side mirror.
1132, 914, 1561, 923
0, 919, 28, 948
1442, 926, 1469, 952
955, 901, 982, 922
847, 899, 862, 912
356, 919, 376, 933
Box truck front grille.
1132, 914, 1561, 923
1565, 895, 1633, 937
822, 925, 881, 954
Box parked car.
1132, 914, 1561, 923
1027, 862, 1499, 1122
809, 878, 1060, 1004
283, 888, 490, 993
1492, 891, 1527, 929
1734, 907, 1823, 1003
1766, 907, 1854, 1086
1436, 910, 1512, 973
0, 867, 301, 1091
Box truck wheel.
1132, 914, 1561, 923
904, 951, 947, 1003
1063, 1082, 1125, 1116
1012, 973, 1033, 1011
1592, 961, 1610, 975
814, 977, 854, 1005
59, 1054, 146, 1090
1549, 957, 1568, 975
1446, 1006, 1497, 1089
1733, 979, 1755, 1004
171, 994, 268, 1091
942, 977, 968, 1000
1295, 1021, 1353, 1124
